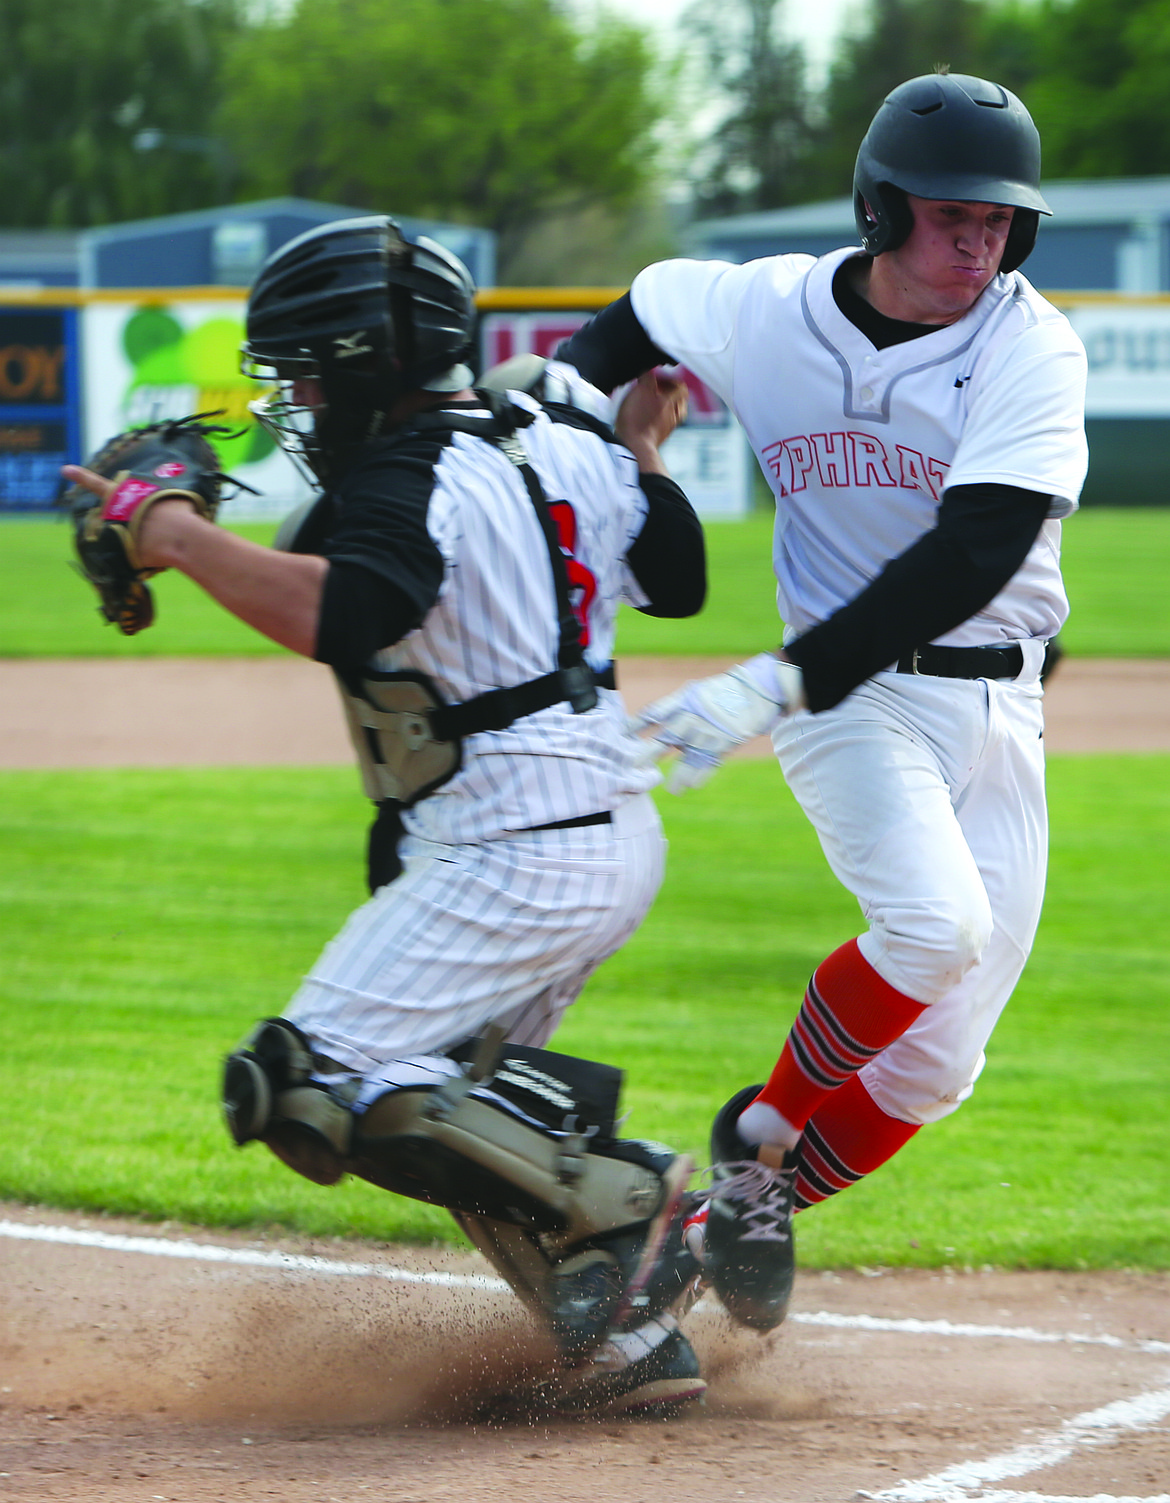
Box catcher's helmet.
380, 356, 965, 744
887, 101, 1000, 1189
242, 215, 476, 475
853, 73, 1050, 272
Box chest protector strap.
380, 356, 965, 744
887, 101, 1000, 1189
336, 397, 605, 806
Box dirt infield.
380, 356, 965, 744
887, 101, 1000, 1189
2, 1206, 1168, 1503
3, 652, 1170, 766
2, 655, 1169, 1501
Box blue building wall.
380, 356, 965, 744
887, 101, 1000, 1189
80, 200, 496, 289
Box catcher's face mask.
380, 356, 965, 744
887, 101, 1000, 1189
242, 350, 329, 484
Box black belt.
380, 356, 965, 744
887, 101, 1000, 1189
896, 644, 1024, 681
523, 810, 612, 832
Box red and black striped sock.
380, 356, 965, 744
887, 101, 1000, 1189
793, 1073, 920, 1209
752, 938, 926, 1133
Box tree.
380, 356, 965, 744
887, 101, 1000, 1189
1011, 0, 1170, 177
682, 0, 817, 214
0, 0, 243, 227
809, 0, 1000, 200
216, 0, 668, 271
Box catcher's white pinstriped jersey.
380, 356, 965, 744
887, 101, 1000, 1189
285, 388, 700, 1072
631, 250, 1087, 648
287, 794, 666, 1068
369, 391, 660, 845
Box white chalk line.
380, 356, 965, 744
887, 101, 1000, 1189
0, 1217, 507, 1291
3, 1217, 1168, 1356
5, 1217, 1169, 1503
858, 1379, 1170, 1503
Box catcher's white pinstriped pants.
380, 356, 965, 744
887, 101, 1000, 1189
285, 791, 666, 1076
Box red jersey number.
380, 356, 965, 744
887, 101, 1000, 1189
547, 500, 597, 647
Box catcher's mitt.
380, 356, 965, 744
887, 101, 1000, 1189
62, 412, 240, 635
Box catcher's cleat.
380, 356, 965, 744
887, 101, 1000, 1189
552, 1313, 707, 1418
617, 1188, 708, 1330
547, 1148, 693, 1359
705, 1084, 797, 1333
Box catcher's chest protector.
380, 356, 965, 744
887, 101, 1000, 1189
337, 668, 461, 805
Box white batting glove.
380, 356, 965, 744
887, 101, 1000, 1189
630, 652, 807, 792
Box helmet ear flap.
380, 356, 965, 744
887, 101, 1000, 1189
855, 182, 915, 257
1000, 208, 1039, 273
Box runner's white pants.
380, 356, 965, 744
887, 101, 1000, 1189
773, 649, 1048, 1126
285, 792, 666, 1078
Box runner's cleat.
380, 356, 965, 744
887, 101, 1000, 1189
705, 1085, 796, 1332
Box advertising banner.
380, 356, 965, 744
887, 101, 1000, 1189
0, 307, 80, 512
480, 310, 752, 517
80, 298, 314, 520
1064, 302, 1170, 416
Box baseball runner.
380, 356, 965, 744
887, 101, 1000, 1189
545, 72, 1089, 1335
61, 216, 710, 1416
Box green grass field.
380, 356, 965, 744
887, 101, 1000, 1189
2, 503, 1167, 1269
1, 757, 1167, 1269
2, 505, 1169, 657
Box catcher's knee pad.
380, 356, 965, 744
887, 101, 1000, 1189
222, 1017, 355, 1187
351, 1036, 671, 1242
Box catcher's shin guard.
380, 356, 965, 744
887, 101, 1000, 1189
353, 1033, 692, 1358
223, 1024, 692, 1355
222, 1017, 355, 1187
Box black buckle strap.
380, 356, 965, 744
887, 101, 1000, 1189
493, 430, 597, 713
398, 398, 622, 742
428, 662, 614, 741
897, 644, 1025, 680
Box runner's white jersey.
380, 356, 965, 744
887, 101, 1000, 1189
631, 248, 1088, 647
369, 392, 658, 844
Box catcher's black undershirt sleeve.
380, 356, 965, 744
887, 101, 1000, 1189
527, 404, 706, 617
314, 438, 447, 668
555, 293, 672, 393
784, 482, 1054, 713
627, 473, 706, 617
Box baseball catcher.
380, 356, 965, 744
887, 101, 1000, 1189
61, 413, 243, 635
63, 217, 709, 1417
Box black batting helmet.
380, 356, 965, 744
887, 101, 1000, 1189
853, 73, 1051, 273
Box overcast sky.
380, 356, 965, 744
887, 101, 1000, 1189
609, 0, 864, 82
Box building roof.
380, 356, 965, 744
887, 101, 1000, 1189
0, 229, 82, 279
684, 176, 1170, 252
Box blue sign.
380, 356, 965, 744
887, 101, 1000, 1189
0, 306, 81, 511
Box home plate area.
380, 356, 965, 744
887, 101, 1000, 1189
1, 1209, 1167, 1503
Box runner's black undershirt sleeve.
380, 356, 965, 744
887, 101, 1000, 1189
784, 482, 1054, 713
555, 293, 671, 392
627, 473, 707, 617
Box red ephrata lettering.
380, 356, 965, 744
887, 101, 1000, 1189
811, 432, 850, 487
850, 432, 896, 487
783, 436, 816, 493
896, 445, 949, 499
